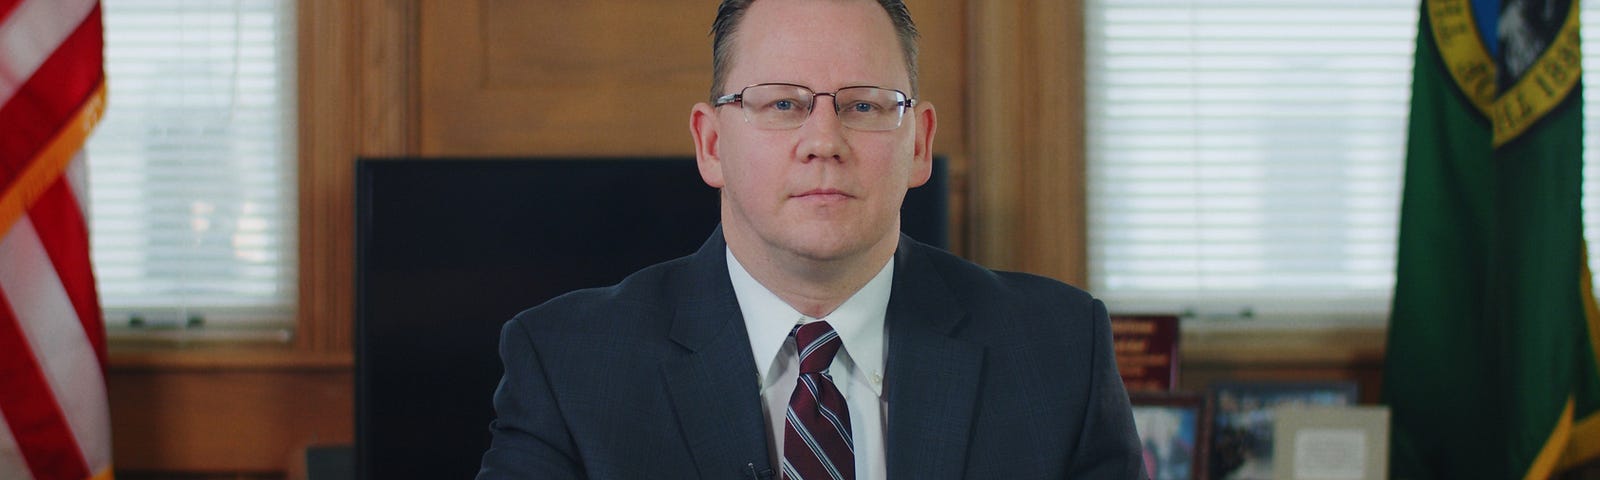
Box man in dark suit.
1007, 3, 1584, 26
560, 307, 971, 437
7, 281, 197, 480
477, 0, 1146, 478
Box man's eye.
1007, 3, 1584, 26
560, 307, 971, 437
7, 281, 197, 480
772, 99, 797, 111
848, 102, 879, 113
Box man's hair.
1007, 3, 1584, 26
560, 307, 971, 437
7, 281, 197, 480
709, 0, 920, 102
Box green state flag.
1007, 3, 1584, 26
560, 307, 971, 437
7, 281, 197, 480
1384, 0, 1600, 478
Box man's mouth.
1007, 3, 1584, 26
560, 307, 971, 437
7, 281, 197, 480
794, 188, 852, 200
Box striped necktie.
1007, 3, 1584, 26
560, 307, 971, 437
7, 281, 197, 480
782, 321, 854, 480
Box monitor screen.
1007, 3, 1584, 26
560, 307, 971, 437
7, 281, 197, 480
354, 157, 947, 479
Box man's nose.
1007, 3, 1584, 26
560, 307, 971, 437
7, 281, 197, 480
798, 94, 847, 162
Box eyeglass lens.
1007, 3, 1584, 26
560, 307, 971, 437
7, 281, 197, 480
737, 84, 908, 131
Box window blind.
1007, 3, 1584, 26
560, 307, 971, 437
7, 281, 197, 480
1087, 0, 1418, 320
1088, 0, 1600, 322
85, 0, 295, 330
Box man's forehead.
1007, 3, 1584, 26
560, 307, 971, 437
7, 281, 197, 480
724, 0, 910, 90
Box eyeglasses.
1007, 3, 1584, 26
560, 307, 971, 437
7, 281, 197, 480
713, 83, 915, 132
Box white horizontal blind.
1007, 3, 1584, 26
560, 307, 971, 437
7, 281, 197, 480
1584, 7, 1600, 293
85, 0, 295, 329
1085, 0, 1418, 320
1089, 0, 1600, 321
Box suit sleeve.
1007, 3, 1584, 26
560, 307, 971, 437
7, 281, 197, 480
476, 318, 586, 480
1065, 298, 1149, 479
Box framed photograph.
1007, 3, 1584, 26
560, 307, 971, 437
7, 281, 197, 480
1207, 381, 1359, 480
1271, 406, 1389, 480
1130, 391, 1210, 480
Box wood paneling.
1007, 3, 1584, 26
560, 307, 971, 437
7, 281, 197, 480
297, 0, 419, 352
359, 0, 421, 156
418, 0, 712, 156
967, 0, 1087, 285
907, 0, 970, 255
297, 0, 357, 352
109, 350, 352, 474
416, 0, 966, 157
110, 370, 350, 473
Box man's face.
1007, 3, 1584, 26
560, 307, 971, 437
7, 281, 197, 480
692, 0, 937, 265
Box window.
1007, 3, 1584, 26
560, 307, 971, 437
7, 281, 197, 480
86, 0, 296, 333
1087, 0, 1600, 322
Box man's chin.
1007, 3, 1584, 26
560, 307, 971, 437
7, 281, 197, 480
779, 228, 891, 264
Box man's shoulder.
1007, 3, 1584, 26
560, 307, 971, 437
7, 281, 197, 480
506, 253, 701, 333
910, 241, 1095, 308
903, 241, 1108, 366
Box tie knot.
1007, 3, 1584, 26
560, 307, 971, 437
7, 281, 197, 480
793, 321, 842, 375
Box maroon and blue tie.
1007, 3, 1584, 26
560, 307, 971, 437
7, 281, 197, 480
781, 321, 854, 480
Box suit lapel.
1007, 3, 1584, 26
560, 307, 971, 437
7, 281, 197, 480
660, 230, 774, 478
884, 239, 984, 479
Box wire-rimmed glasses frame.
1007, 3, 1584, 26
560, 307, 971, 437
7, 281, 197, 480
713, 83, 916, 132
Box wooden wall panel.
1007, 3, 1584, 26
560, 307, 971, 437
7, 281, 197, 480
359, 0, 421, 156
418, 0, 966, 159
968, 0, 1086, 285
109, 365, 352, 474
419, 0, 711, 156
297, 0, 358, 353
907, 0, 970, 255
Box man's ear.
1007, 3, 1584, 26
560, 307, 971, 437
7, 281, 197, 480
690, 102, 726, 188
907, 100, 937, 188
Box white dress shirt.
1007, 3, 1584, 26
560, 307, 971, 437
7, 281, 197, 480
727, 248, 891, 480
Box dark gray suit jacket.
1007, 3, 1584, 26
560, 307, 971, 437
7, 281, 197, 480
477, 230, 1146, 479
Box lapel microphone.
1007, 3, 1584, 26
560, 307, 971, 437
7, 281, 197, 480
745, 462, 775, 479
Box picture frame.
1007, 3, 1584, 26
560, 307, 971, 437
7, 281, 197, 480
1130, 391, 1210, 480
1270, 406, 1389, 480
1206, 380, 1360, 480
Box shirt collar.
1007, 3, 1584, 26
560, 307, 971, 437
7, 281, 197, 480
727, 247, 892, 397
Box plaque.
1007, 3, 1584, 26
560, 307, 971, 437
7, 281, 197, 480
1111, 314, 1180, 392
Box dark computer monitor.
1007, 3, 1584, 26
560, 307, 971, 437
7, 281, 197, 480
354, 157, 947, 479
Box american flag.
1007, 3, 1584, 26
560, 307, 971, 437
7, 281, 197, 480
0, 0, 113, 479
